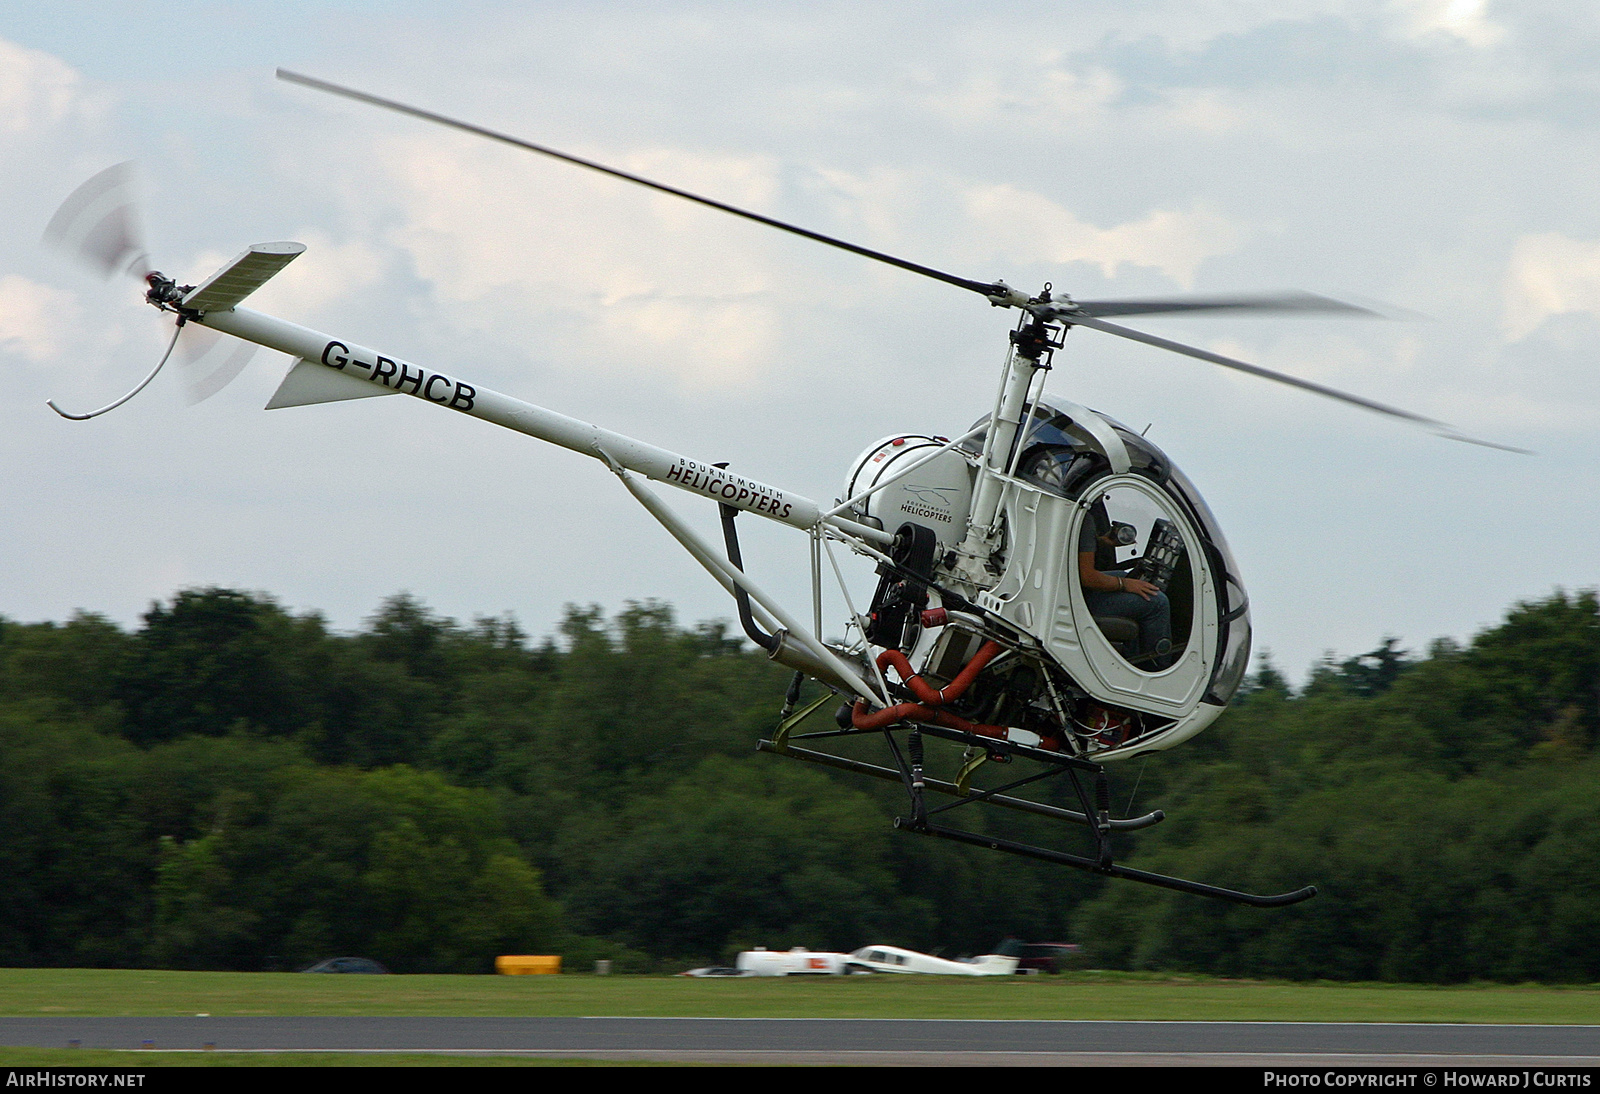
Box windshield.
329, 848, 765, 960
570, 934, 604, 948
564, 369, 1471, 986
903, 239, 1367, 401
960, 404, 1100, 500
1163, 462, 1252, 705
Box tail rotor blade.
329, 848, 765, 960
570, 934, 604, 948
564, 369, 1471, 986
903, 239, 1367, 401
43, 161, 150, 280
177, 323, 259, 405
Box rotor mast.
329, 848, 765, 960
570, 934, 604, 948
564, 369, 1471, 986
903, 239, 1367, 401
947, 299, 1066, 588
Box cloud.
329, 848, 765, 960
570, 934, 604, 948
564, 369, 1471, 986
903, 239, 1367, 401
0, 276, 80, 366
0, 37, 84, 138
380, 135, 779, 296
1501, 232, 1600, 341
1391, 0, 1507, 49
3, 0, 1592, 693
371, 134, 790, 385
923, 62, 1123, 131
962, 184, 1247, 289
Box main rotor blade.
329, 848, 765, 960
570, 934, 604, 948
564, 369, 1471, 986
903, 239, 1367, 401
1068, 314, 1528, 452
276, 69, 1005, 300
1070, 292, 1378, 319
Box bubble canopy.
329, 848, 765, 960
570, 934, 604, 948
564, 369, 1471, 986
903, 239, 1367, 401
961, 403, 1252, 706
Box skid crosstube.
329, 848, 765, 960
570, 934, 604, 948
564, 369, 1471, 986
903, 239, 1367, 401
757, 739, 1164, 831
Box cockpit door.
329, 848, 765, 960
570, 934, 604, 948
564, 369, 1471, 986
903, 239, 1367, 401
979, 474, 1217, 719
1062, 475, 1218, 711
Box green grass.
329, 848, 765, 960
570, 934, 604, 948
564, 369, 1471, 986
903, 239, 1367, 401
1, 968, 1598, 1024
0, 1047, 681, 1067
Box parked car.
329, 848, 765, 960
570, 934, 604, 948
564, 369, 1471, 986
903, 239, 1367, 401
300, 957, 390, 974
993, 939, 1083, 974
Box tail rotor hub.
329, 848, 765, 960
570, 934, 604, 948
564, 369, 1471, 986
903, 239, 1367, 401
144, 272, 192, 311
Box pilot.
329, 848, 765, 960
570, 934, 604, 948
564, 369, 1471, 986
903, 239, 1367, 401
1078, 518, 1171, 666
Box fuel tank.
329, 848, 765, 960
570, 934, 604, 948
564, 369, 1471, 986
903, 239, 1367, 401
840, 435, 975, 556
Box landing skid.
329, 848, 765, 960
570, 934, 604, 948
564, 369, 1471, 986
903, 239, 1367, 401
759, 692, 1316, 909
899, 820, 1317, 908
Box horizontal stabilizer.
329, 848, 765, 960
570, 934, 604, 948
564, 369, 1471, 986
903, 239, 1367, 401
183, 242, 306, 313
266, 357, 398, 410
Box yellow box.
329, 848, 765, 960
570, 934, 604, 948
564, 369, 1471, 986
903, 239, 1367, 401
496, 955, 561, 975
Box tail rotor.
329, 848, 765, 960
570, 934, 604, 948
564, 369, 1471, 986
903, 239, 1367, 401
42, 162, 266, 417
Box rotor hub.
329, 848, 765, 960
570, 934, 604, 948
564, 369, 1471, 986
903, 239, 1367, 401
144, 271, 192, 311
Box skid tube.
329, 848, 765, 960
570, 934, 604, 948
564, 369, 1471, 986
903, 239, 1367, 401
896, 818, 1318, 908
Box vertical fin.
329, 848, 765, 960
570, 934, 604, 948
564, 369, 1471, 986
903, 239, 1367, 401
265, 358, 398, 409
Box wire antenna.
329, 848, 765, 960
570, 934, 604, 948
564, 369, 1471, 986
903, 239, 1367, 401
48, 320, 184, 421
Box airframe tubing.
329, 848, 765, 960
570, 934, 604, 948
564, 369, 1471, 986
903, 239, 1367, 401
607, 465, 881, 705
902, 820, 1319, 907
197, 306, 892, 545
632, 494, 783, 638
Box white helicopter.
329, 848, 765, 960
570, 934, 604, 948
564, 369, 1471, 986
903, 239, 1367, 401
43, 71, 1518, 907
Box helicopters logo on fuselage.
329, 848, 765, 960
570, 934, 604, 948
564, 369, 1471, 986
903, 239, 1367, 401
899, 484, 958, 524
664, 458, 794, 519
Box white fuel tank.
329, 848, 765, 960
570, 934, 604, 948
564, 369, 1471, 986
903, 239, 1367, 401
735, 947, 852, 975
842, 436, 975, 554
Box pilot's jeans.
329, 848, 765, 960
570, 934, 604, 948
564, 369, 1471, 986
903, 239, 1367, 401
1084, 587, 1171, 660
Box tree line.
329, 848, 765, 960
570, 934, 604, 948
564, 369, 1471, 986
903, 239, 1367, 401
0, 586, 1595, 979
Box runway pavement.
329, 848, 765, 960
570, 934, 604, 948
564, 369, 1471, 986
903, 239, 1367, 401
2, 1017, 1599, 1065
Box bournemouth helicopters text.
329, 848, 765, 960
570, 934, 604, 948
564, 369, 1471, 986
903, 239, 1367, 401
44, 70, 1523, 908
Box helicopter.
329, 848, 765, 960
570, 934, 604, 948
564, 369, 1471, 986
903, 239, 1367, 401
41, 70, 1520, 908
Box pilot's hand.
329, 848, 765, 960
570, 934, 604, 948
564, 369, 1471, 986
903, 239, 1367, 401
1122, 577, 1160, 601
